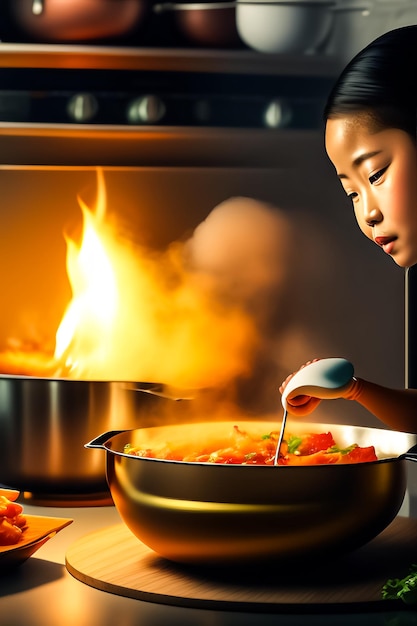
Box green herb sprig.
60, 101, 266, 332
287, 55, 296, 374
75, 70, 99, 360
382, 565, 417, 605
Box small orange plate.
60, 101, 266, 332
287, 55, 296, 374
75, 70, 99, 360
0, 515, 73, 570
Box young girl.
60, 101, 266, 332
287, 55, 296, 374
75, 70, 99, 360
281, 25, 417, 433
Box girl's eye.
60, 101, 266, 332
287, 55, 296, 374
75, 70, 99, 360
347, 191, 358, 201
369, 166, 388, 185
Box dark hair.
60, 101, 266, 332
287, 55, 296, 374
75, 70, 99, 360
324, 26, 417, 139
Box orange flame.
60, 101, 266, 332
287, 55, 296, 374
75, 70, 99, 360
54, 169, 118, 373
52, 169, 258, 387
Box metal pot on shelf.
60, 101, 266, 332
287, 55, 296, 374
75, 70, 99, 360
152, 2, 242, 48
10, 0, 148, 42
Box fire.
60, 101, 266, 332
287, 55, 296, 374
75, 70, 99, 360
55, 169, 118, 371
50, 169, 259, 388
0, 168, 295, 395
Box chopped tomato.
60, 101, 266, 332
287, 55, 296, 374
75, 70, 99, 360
339, 445, 378, 464
280, 445, 377, 465
280, 450, 342, 465
296, 432, 336, 455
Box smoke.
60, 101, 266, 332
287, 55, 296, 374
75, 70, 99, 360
63, 195, 296, 394
0, 187, 298, 414
185, 196, 293, 312
182, 196, 297, 408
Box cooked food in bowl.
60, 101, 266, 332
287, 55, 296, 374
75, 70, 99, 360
0, 489, 27, 546
123, 423, 378, 465
86, 421, 417, 565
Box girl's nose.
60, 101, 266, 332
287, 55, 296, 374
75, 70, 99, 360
363, 201, 382, 228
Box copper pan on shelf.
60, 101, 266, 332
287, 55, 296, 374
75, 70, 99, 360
10, 0, 148, 42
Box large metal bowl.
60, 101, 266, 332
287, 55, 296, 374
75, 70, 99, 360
87, 420, 417, 564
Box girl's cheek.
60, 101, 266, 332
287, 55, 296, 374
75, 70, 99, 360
388, 164, 417, 222
386, 178, 404, 219
398, 186, 417, 222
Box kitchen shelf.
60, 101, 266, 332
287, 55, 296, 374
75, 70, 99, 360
0, 42, 342, 77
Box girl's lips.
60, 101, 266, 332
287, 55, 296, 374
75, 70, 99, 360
375, 236, 397, 255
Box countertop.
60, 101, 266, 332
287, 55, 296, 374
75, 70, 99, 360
1, 500, 417, 626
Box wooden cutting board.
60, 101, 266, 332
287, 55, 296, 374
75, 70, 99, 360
65, 515, 417, 612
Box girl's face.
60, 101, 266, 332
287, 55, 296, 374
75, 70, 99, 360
325, 116, 417, 268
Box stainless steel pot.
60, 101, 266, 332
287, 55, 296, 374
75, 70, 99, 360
0, 375, 193, 498
87, 420, 417, 564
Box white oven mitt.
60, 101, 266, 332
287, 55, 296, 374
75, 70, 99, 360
281, 358, 355, 416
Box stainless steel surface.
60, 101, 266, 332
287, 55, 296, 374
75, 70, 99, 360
87, 420, 417, 564
0, 375, 191, 496
125, 382, 196, 401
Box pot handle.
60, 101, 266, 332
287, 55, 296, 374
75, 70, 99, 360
122, 382, 194, 401
85, 430, 126, 450
400, 443, 417, 463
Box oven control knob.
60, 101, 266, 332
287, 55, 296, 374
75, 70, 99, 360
264, 99, 292, 128
127, 95, 166, 124
67, 93, 99, 123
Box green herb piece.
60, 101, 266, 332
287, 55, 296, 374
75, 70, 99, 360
287, 435, 302, 454
327, 444, 357, 455
382, 565, 417, 604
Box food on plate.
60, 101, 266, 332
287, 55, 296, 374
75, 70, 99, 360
0, 488, 27, 545
124, 425, 378, 465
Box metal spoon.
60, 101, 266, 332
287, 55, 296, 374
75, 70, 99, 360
273, 408, 287, 465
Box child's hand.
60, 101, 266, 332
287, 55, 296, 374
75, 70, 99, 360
280, 359, 360, 416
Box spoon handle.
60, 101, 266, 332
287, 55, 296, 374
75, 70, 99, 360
274, 408, 288, 466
